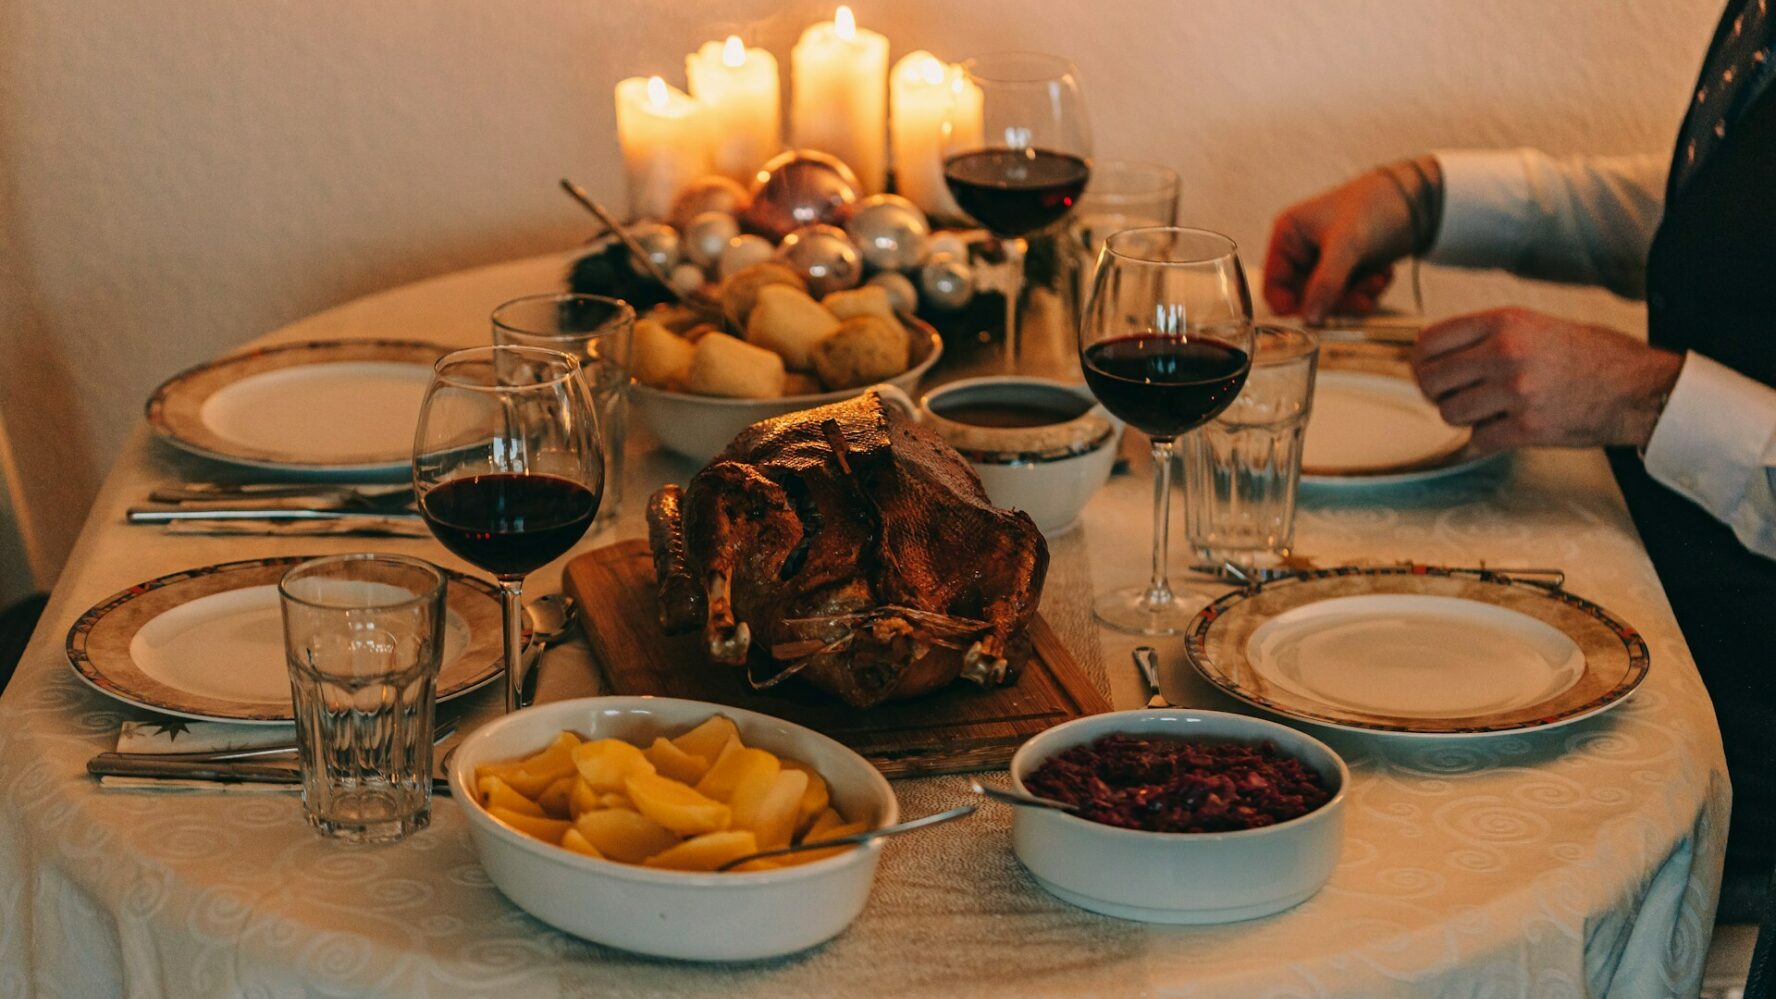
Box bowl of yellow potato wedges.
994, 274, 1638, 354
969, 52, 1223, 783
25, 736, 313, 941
630, 269, 943, 463
449, 695, 897, 961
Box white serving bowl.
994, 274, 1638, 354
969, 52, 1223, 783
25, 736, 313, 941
908, 376, 1122, 536
632, 328, 944, 463
1009, 708, 1347, 924
449, 696, 899, 961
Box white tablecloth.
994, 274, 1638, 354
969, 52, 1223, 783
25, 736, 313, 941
0, 252, 1729, 997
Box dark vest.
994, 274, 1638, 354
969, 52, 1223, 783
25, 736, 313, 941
1612, 0, 1776, 871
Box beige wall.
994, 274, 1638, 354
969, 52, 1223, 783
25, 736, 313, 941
0, 0, 1722, 585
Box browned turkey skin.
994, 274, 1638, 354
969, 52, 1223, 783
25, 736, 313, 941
647, 391, 1048, 708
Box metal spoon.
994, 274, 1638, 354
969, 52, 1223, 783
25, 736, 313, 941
969, 781, 1079, 814
716, 804, 977, 871
516, 593, 579, 709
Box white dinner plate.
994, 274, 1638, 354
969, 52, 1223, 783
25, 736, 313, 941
1300, 370, 1500, 485
1185, 567, 1649, 737
67, 556, 505, 723
145, 339, 449, 474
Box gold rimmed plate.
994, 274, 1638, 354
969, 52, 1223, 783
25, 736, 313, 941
66, 556, 504, 723
1184, 566, 1649, 737
146, 339, 450, 473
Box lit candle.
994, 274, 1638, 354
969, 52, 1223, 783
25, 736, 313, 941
791, 6, 889, 193
890, 51, 982, 223
614, 75, 712, 221
687, 35, 782, 184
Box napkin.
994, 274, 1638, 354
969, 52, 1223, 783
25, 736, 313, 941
95, 719, 302, 794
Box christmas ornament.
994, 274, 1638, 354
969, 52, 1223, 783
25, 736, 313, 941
741, 149, 860, 242
626, 222, 680, 274
866, 271, 919, 316
668, 176, 750, 231
776, 224, 863, 299
683, 211, 740, 270
668, 262, 706, 296
926, 230, 969, 262
845, 194, 930, 272
919, 252, 974, 311
718, 234, 776, 280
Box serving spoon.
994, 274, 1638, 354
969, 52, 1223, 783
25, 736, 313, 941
715, 804, 977, 871
969, 780, 1079, 814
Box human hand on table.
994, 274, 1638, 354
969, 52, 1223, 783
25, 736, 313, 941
1411, 307, 1684, 453
1262, 157, 1441, 323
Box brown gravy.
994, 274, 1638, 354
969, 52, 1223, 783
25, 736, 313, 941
933, 399, 1092, 428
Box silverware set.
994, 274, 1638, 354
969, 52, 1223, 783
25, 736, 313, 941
128, 481, 421, 535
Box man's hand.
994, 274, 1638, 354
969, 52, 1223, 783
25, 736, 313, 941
1411, 307, 1684, 452
1263, 159, 1437, 323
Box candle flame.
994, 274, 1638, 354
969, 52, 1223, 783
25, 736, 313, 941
722, 35, 745, 67
918, 56, 946, 86
835, 5, 856, 41
646, 76, 669, 108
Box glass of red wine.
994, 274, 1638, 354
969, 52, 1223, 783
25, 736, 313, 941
1078, 227, 1254, 634
942, 51, 1091, 372
413, 346, 603, 712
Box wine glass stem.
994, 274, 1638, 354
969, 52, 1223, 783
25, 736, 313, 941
499, 577, 526, 713
1000, 237, 1027, 373
1146, 436, 1179, 609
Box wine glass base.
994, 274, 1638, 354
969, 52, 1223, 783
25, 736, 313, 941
1092, 586, 1210, 636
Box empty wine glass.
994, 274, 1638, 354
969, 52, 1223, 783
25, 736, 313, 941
942, 51, 1092, 372
413, 346, 603, 712
1078, 227, 1254, 634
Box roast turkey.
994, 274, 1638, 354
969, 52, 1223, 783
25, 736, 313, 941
646, 390, 1048, 708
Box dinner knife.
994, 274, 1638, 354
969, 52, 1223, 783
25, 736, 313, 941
128, 506, 421, 523
85, 756, 453, 796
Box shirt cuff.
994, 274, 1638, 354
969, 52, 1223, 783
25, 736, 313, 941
1425, 150, 1536, 269
1644, 352, 1776, 520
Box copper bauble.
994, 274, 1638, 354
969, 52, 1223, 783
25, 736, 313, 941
776, 224, 864, 299
846, 194, 930, 272
668, 176, 750, 231
742, 150, 860, 243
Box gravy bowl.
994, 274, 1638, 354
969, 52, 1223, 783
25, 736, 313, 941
879, 377, 1121, 535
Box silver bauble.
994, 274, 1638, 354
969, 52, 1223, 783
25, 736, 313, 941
717, 233, 775, 280
626, 222, 680, 275
919, 252, 975, 311
845, 194, 930, 272
683, 211, 740, 270
668, 176, 750, 231
775, 224, 864, 299
866, 271, 919, 316
668, 262, 706, 296
742, 149, 860, 243
926, 230, 969, 262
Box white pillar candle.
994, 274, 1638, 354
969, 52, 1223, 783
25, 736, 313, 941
890, 51, 982, 224
686, 36, 782, 184
614, 75, 712, 221
790, 6, 889, 194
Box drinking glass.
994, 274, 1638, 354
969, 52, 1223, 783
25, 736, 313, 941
279, 553, 447, 843
491, 293, 634, 533
413, 346, 603, 713
1180, 325, 1319, 574
1062, 160, 1181, 325
1078, 227, 1254, 634
942, 51, 1092, 372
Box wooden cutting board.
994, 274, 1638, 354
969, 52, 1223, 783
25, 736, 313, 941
562, 540, 1110, 779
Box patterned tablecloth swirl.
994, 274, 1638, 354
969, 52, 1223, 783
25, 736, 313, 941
0, 253, 1727, 998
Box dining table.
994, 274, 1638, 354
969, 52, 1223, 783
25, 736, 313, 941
0, 249, 1729, 997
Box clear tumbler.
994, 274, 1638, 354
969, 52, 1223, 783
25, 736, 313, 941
1181, 325, 1320, 573
279, 553, 447, 843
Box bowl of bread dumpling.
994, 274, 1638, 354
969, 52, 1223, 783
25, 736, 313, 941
631, 261, 943, 462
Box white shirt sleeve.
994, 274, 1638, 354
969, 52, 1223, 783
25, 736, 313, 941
1643, 352, 1776, 560
1426, 149, 1668, 300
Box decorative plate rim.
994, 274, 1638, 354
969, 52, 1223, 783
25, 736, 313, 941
1182, 565, 1650, 737
65, 554, 504, 723
144, 338, 452, 472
